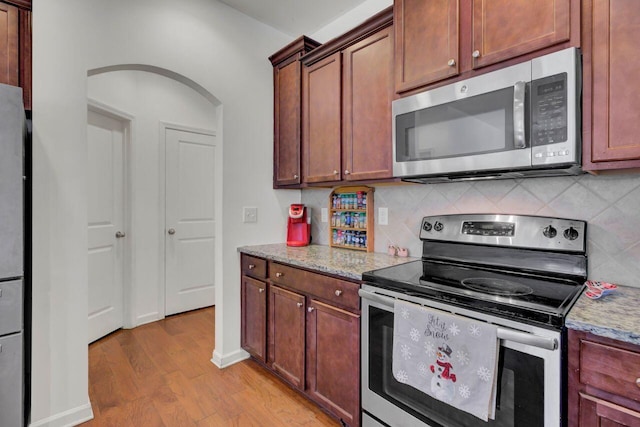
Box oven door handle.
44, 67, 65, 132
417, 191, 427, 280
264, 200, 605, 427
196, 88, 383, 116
359, 289, 558, 351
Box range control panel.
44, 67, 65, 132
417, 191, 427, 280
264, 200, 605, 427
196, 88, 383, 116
420, 214, 586, 253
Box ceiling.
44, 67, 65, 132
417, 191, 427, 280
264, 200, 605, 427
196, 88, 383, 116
218, 0, 370, 37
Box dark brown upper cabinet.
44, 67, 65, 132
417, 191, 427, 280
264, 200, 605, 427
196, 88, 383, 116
0, 0, 30, 110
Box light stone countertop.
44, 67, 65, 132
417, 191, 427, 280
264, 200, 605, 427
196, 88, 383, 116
237, 243, 419, 281
566, 284, 640, 346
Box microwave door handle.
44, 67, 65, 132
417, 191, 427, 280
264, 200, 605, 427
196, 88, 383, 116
513, 81, 526, 149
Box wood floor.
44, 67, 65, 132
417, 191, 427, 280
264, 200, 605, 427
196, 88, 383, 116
81, 307, 339, 426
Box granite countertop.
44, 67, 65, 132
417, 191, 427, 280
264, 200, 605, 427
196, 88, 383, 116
566, 284, 640, 346
238, 243, 419, 281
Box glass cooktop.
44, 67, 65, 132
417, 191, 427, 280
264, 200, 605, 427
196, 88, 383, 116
362, 260, 585, 328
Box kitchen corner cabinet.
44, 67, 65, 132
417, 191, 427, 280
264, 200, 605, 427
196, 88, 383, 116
568, 329, 640, 426
301, 7, 394, 185
394, 0, 575, 94
240, 254, 268, 362
0, 1, 30, 110
269, 36, 321, 188
240, 254, 361, 427
581, 0, 640, 172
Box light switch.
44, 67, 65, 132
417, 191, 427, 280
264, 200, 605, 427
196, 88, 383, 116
321, 208, 328, 223
243, 207, 258, 223
378, 207, 388, 225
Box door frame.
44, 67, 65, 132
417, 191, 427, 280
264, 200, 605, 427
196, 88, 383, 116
158, 122, 220, 319
87, 98, 136, 329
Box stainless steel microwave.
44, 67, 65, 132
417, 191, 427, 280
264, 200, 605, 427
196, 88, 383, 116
393, 47, 582, 183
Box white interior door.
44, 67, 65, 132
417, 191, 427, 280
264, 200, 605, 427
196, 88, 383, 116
87, 108, 126, 343
165, 128, 216, 316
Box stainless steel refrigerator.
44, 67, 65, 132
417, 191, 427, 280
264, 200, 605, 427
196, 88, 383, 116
0, 83, 25, 427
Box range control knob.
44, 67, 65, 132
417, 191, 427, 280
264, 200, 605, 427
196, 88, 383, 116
434, 221, 444, 232
423, 221, 432, 232
543, 225, 557, 238
563, 227, 579, 241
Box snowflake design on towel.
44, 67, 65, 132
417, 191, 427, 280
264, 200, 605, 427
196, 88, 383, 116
400, 343, 412, 360
418, 362, 430, 376
458, 384, 471, 399
395, 370, 409, 383
477, 366, 492, 382
400, 307, 411, 319
424, 341, 436, 357
448, 322, 460, 336
468, 324, 481, 337
456, 350, 470, 366
409, 328, 421, 342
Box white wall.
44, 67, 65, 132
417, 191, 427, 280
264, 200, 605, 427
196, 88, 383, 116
87, 70, 218, 325
32, 0, 299, 425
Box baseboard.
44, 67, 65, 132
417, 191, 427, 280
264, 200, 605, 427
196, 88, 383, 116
135, 311, 161, 327
211, 348, 249, 368
29, 399, 93, 427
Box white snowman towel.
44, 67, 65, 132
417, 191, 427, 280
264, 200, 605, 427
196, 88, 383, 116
392, 299, 499, 421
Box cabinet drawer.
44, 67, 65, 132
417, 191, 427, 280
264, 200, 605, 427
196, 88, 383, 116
270, 262, 360, 311
0, 279, 22, 336
241, 254, 267, 279
580, 340, 640, 402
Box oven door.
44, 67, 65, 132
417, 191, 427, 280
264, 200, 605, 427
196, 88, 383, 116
360, 286, 563, 427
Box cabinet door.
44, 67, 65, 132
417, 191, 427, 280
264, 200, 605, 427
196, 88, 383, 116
342, 26, 393, 181
302, 52, 342, 183
586, 0, 640, 165
471, 0, 570, 68
269, 285, 306, 390
241, 276, 267, 362
0, 2, 19, 86
579, 394, 640, 427
274, 58, 302, 187
394, 0, 459, 93
307, 300, 360, 427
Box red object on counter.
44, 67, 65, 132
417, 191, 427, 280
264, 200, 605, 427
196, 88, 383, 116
287, 204, 311, 247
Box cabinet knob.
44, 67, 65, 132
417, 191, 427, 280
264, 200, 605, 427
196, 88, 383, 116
297, 302, 303, 308
275, 272, 283, 278
308, 306, 315, 312
259, 288, 264, 293
333, 170, 339, 175
344, 170, 350, 175
636, 378, 640, 388
168, 228, 176, 235
248, 264, 255, 270
335, 290, 343, 296
293, 174, 299, 179
472, 50, 481, 58
447, 59, 456, 67
115, 231, 126, 238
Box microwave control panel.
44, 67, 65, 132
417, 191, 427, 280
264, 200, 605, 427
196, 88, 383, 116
531, 72, 568, 147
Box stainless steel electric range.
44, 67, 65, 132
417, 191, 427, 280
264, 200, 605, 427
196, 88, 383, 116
359, 214, 587, 427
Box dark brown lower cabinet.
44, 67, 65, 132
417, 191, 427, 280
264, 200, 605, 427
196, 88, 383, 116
307, 299, 360, 427
269, 284, 306, 390
568, 329, 640, 426
240, 254, 361, 427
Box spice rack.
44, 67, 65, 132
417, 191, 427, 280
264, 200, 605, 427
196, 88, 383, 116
329, 186, 374, 252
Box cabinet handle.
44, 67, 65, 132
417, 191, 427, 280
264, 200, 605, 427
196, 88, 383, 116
308, 307, 315, 312
297, 302, 303, 308
275, 272, 283, 278
335, 290, 343, 296
344, 170, 350, 175
259, 288, 264, 293
248, 264, 255, 270
472, 50, 480, 58
447, 59, 456, 66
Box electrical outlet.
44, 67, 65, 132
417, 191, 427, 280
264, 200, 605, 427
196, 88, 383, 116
378, 207, 388, 225
243, 207, 258, 223
321, 208, 328, 223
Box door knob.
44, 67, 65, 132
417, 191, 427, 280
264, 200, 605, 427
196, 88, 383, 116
168, 228, 176, 235
115, 231, 126, 238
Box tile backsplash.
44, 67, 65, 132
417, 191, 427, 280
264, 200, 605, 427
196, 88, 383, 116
302, 174, 640, 288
